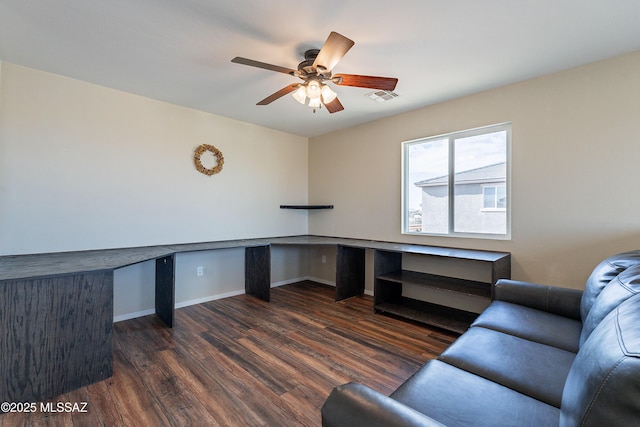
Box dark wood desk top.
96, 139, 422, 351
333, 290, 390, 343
0, 235, 510, 281
0, 246, 175, 281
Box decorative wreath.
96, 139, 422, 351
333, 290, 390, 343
194, 144, 224, 176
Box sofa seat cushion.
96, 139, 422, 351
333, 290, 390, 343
438, 326, 575, 408
390, 360, 560, 427
471, 300, 582, 352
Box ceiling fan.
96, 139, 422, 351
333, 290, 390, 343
231, 31, 398, 113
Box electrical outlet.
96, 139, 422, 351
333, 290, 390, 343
196, 266, 203, 276
322, 255, 327, 264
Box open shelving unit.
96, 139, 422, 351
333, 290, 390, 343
374, 247, 510, 334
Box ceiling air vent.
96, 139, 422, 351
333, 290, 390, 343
366, 90, 399, 103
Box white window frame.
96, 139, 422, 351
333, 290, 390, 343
401, 123, 511, 240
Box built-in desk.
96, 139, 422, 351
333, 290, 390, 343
0, 235, 510, 402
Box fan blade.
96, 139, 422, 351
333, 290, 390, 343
334, 74, 398, 91
312, 32, 355, 72
257, 84, 300, 105
231, 57, 296, 75
323, 97, 344, 114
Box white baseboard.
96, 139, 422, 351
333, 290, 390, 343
113, 289, 245, 323
113, 308, 155, 323
114, 277, 348, 322
175, 289, 246, 309
273, 276, 372, 294
272, 276, 336, 288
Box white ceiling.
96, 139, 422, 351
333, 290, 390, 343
1, 1, 639, 138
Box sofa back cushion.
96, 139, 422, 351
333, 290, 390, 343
579, 264, 640, 346
561, 294, 640, 426
580, 250, 640, 321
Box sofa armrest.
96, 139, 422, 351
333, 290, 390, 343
321, 383, 446, 427
494, 279, 583, 320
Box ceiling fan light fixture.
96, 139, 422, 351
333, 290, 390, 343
308, 97, 322, 109
292, 85, 307, 104
306, 80, 322, 100
321, 84, 337, 103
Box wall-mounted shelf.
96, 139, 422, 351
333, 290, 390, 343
280, 205, 333, 210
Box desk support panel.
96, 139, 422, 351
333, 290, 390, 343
0, 271, 113, 402
155, 255, 175, 328
336, 245, 366, 301
245, 245, 271, 301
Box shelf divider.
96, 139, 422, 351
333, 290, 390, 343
376, 270, 491, 299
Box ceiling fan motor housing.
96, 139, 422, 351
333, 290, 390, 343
304, 49, 320, 60
298, 49, 323, 76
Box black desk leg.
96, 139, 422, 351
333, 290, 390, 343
155, 254, 175, 327
336, 245, 366, 301
245, 245, 271, 301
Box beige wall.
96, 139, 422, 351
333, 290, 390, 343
0, 62, 309, 255
309, 51, 640, 289
3, 52, 640, 320
0, 62, 311, 319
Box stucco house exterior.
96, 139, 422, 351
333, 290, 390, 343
414, 162, 507, 235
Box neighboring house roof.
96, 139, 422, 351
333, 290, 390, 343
415, 162, 506, 187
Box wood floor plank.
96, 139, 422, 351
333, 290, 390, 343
0, 281, 457, 427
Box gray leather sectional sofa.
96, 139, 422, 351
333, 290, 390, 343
322, 250, 640, 426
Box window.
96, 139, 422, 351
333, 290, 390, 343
482, 185, 506, 210
402, 123, 511, 238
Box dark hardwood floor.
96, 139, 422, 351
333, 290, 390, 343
1, 281, 457, 427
